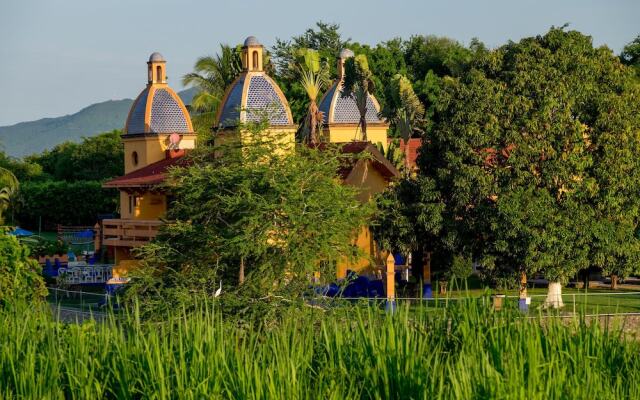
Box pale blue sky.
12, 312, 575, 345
0, 0, 638, 126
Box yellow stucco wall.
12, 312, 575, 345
123, 134, 197, 174
119, 191, 167, 220
336, 160, 390, 278
322, 125, 389, 152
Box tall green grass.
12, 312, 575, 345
1, 300, 639, 399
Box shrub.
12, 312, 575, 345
0, 233, 47, 306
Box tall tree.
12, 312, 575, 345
417, 27, 640, 307
127, 121, 372, 313
341, 54, 375, 141
294, 49, 329, 144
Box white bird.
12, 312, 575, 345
214, 281, 222, 298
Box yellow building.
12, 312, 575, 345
318, 49, 389, 152
101, 41, 400, 283
214, 36, 297, 147
103, 52, 196, 276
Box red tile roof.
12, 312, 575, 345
389, 138, 422, 169
312, 141, 401, 180
103, 151, 186, 189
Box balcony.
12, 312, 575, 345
102, 219, 162, 247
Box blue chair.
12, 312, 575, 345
88, 255, 97, 265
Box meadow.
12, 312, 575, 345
2, 300, 640, 399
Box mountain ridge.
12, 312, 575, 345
0, 87, 197, 157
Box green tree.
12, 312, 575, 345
418, 27, 640, 307
126, 121, 373, 314
0, 233, 47, 307
621, 34, 640, 79
182, 44, 242, 114
26, 130, 123, 182
341, 54, 375, 141
0, 167, 18, 225
294, 49, 329, 144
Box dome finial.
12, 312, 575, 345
337, 49, 354, 80
244, 36, 260, 47
147, 52, 166, 85
242, 36, 263, 72
339, 48, 354, 59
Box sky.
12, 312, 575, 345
0, 0, 638, 126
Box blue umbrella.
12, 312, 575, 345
9, 227, 34, 237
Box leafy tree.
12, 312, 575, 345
182, 44, 242, 114
376, 140, 405, 171
0, 167, 18, 225
294, 49, 329, 144
621, 35, 640, 79
26, 130, 123, 182
126, 121, 373, 313
0, 233, 47, 307
417, 27, 640, 307
271, 22, 350, 123
341, 54, 375, 141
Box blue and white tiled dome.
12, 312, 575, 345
216, 74, 293, 129
124, 53, 193, 135
215, 36, 293, 129
318, 48, 383, 126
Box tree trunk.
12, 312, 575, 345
519, 271, 528, 299
611, 274, 618, 290
543, 281, 564, 309
239, 257, 245, 285
361, 115, 367, 142
308, 101, 319, 145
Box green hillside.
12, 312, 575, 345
0, 87, 197, 158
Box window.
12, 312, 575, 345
252, 51, 258, 70
148, 66, 152, 82
156, 65, 162, 82
131, 151, 138, 166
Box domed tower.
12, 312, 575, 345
122, 52, 196, 174
318, 49, 389, 150
214, 36, 295, 148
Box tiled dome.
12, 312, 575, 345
125, 86, 193, 134
216, 74, 293, 129
318, 82, 383, 125
124, 53, 193, 135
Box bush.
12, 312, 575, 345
0, 233, 47, 306
14, 180, 118, 228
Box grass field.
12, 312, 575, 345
2, 299, 640, 399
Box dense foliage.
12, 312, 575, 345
0, 233, 47, 306
14, 180, 118, 228
374, 28, 640, 299
125, 122, 373, 315
0, 130, 123, 227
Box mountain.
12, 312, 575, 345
0, 87, 198, 157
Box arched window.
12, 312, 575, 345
252, 51, 259, 70
132, 151, 139, 166
156, 66, 162, 82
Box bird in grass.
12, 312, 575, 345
214, 281, 222, 298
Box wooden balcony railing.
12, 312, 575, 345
102, 219, 162, 247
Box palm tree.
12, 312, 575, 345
388, 74, 425, 168
0, 167, 18, 225
182, 44, 242, 114
341, 54, 375, 141
295, 49, 328, 145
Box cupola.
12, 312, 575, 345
215, 36, 294, 130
